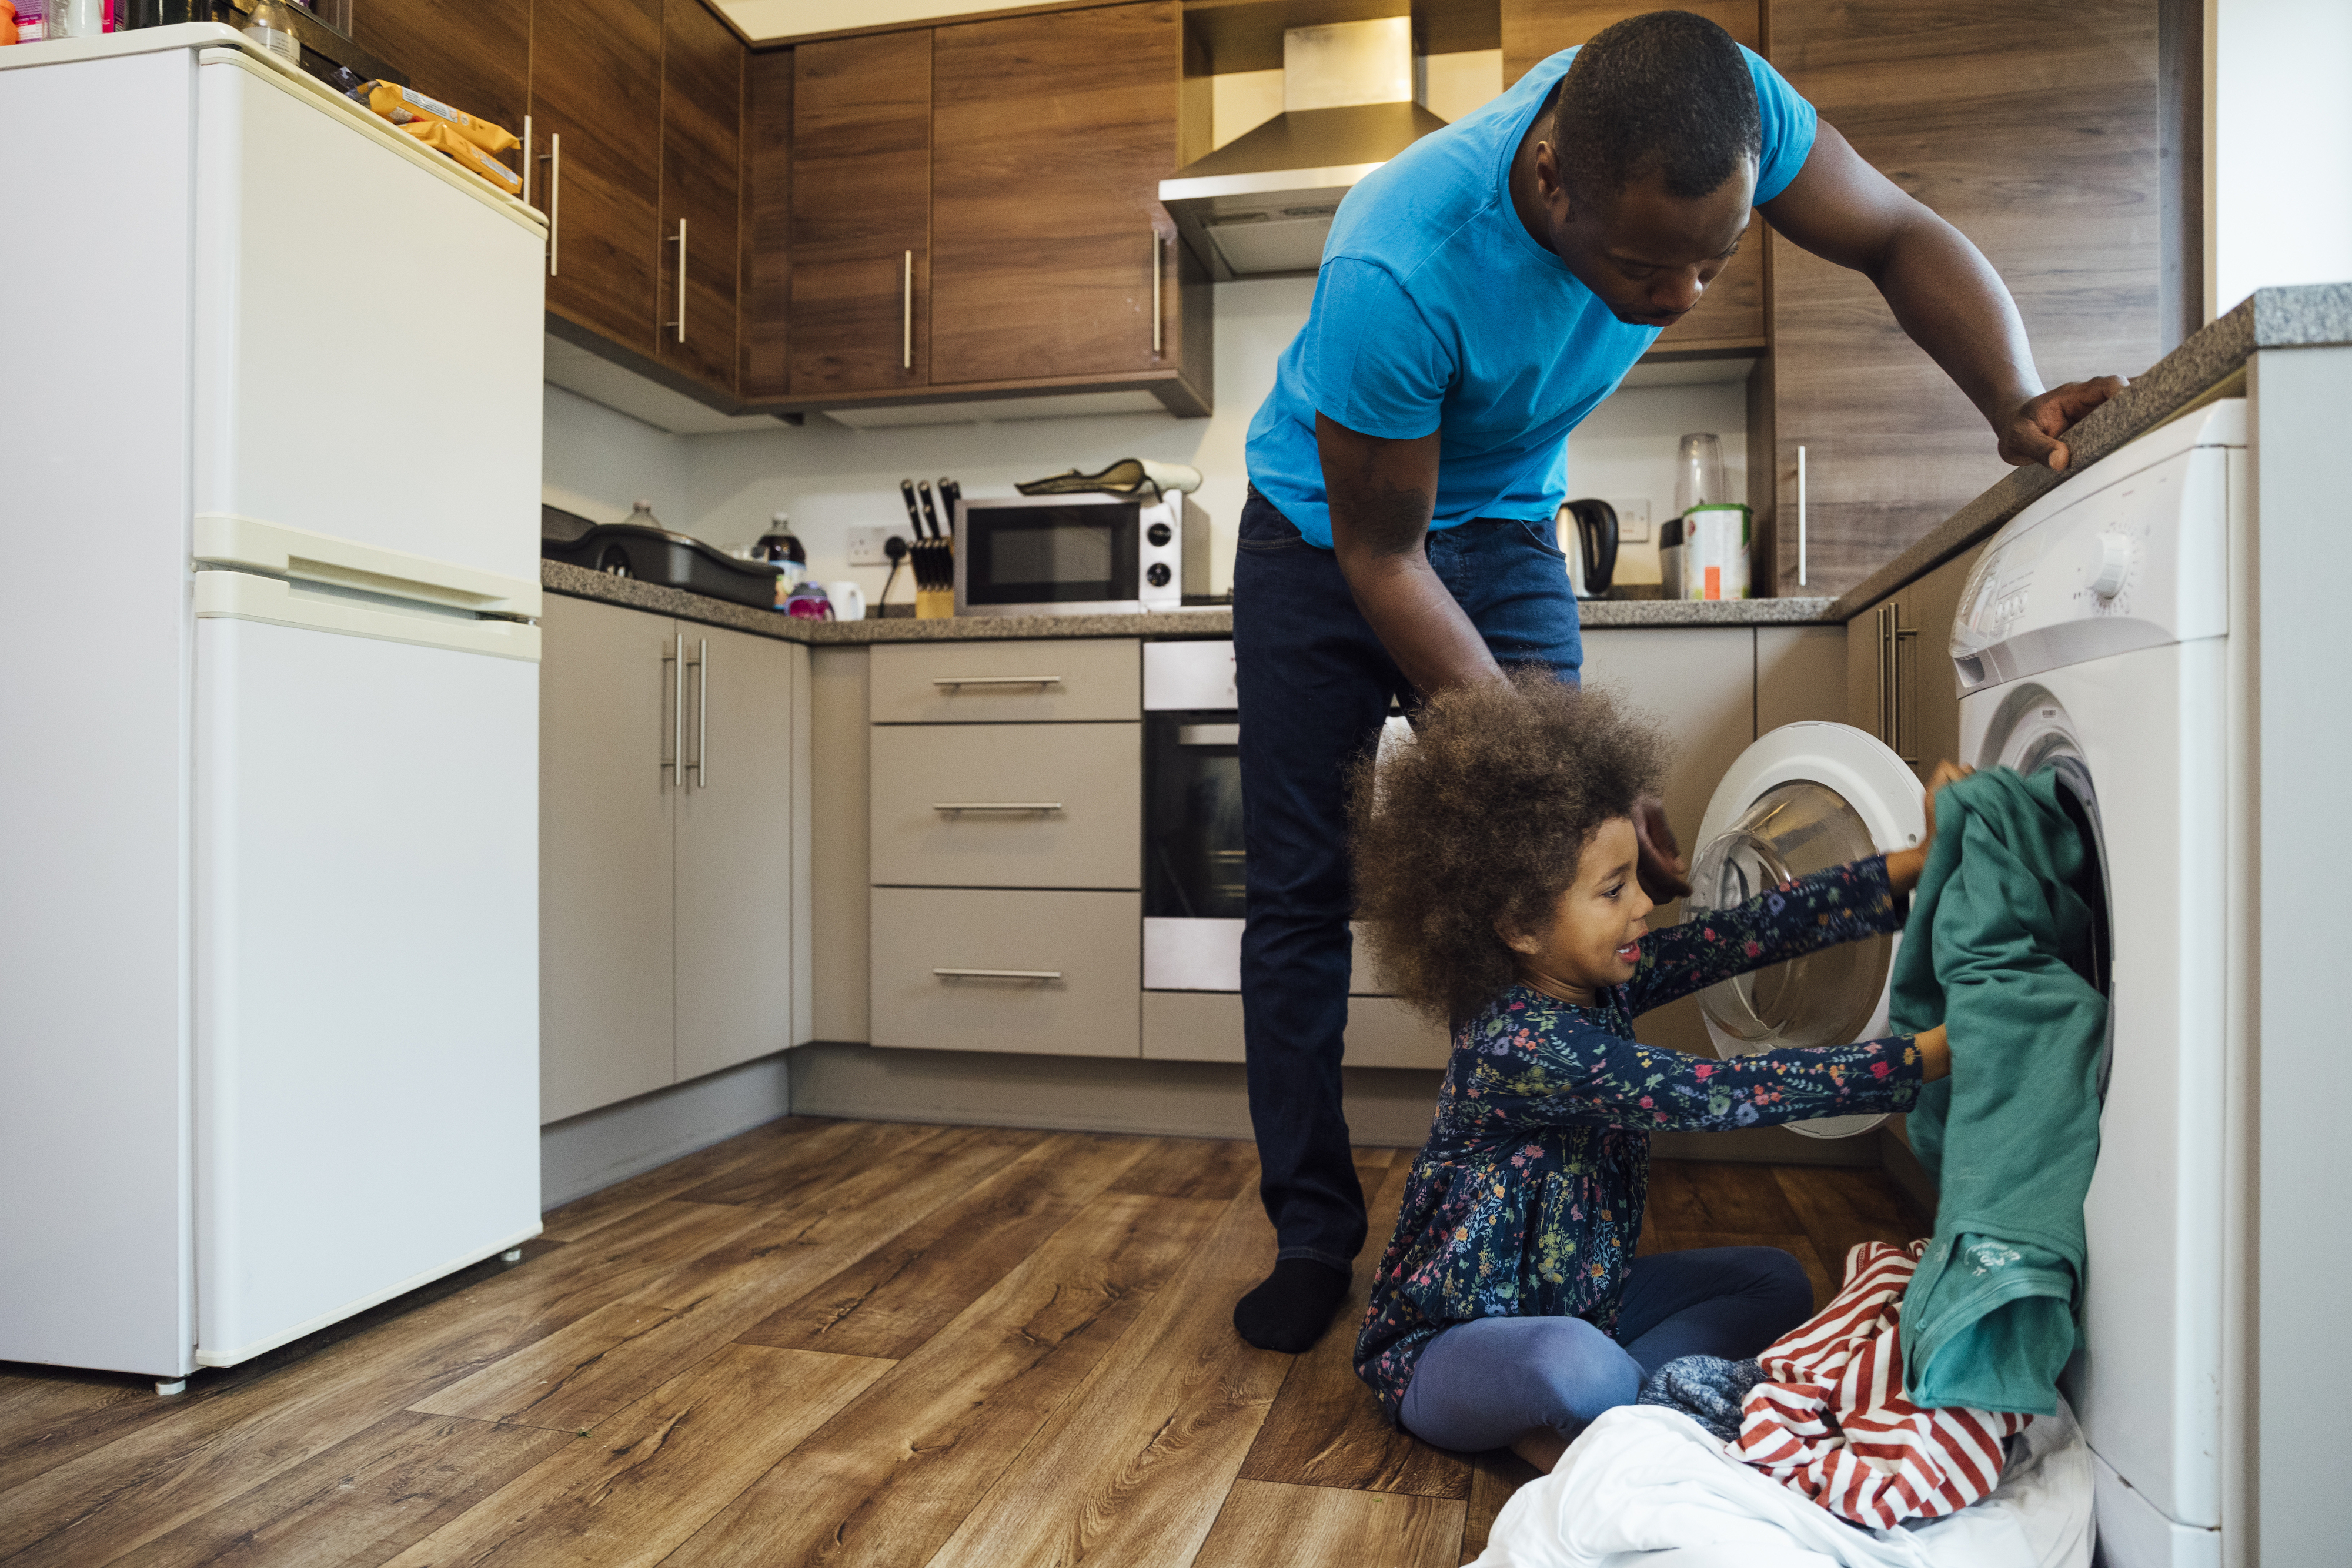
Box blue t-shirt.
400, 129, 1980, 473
1244, 46, 1817, 548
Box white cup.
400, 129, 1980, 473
824, 580, 867, 621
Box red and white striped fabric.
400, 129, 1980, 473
1733, 1239, 2032, 1529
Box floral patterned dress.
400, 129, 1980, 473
1354, 856, 1927, 1422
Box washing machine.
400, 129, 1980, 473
1688, 399, 2244, 1568
1949, 399, 2243, 1568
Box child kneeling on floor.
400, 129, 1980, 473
1349, 672, 1952, 1472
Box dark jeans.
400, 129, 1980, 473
1233, 486, 1582, 1269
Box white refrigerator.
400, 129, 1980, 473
0, 25, 546, 1383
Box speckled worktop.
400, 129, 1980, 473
543, 559, 1835, 640
1825, 280, 2352, 619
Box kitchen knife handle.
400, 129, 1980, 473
932, 802, 1064, 813
918, 480, 941, 537
901, 250, 914, 371
933, 968, 1062, 982
690, 637, 709, 787
900, 479, 927, 539
1151, 229, 1163, 357
930, 675, 1061, 688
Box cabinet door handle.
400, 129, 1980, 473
931, 674, 1061, 688
933, 968, 1062, 982
667, 220, 687, 342
901, 250, 914, 371
1876, 603, 1919, 764
1796, 444, 1808, 588
660, 633, 683, 785
539, 132, 560, 276
932, 802, 1063, 813
688, 637, 709, 787
521, 115, 532, 206
1151, 229, 1163, 357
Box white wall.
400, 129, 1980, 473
2207, 0, 2352, 316
541, 385, 687, 531
542, 283, 1747, 604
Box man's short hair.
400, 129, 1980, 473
1552, 11, 1762, 208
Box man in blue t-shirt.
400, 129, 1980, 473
1232, 11, 2122, 1353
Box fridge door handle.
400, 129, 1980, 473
193, 514, 540, 617
192, 570, 540, 662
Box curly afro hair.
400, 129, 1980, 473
1349, 670, 1673, 1027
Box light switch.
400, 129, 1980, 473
1609, 498, 1653, 542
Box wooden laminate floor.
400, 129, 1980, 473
0, 1119, 1931, 1567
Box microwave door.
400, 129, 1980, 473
958, 499, 1141, 614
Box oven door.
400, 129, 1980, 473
956, 494, 1142, 616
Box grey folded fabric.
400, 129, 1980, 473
1637, 1355, 1771, 1443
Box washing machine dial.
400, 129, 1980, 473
2087, 533, 2131, 600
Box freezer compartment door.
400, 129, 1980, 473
193, 52, 544, 582
195, 617, 539, 1367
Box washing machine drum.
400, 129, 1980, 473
1686, 723, 1926, 1139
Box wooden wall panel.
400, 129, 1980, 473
1768, 0, 2161, 597
1498, 1, 1766, 353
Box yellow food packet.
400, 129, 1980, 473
397, 119, 523, 198
357, 81, 520, 155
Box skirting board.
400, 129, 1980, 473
786, 1042, 1879, 1165
540, 1051, 794, 1209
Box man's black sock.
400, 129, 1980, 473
1232, 1258, 1351, 1353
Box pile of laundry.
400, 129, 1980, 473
1469, 1240, 2094, 1568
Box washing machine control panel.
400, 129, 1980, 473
1950, 400, 2241, 692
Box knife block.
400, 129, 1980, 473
917, 586, 954, 619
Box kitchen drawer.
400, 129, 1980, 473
869, 638, 1139, 723
871, 887, 1139, 1057
871, 721, 1139, 888
1140, 989, 1448, 1069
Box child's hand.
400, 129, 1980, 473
1886, 761, 1973, 892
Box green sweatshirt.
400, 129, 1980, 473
1892, 765, 2107, 1416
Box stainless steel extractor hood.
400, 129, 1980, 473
1160, 17, 1449, 281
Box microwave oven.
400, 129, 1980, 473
953, 492, 1210, 616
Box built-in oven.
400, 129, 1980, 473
955, 492, 1210, 617
1144, 641, 1245, 989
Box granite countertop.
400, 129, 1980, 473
542, 560, 1836, 640
1825, 281, 2352, 620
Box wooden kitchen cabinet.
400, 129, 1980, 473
349, 0, 532, 150
930, 2, 1206, 400
527, 0, 666, 355
1845, 543, 1984, 782
656, 0, 744, 393
1763, 0, 2161, 597
789, 31, 932, 396
540, 597, 812, 1123
1500, 0, 1767, 356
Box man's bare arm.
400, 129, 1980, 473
1760, 121, 2124, 471
1317, 412, 1501, 696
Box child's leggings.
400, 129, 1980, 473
1396, 1246, 1811, 1452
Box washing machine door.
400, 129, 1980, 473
1685, 723, 1926, 1139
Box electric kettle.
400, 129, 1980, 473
1558, 499, 1619, 600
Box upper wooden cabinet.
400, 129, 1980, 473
1762, 0, 2161, 596
657, 0, 744, 392
1501, 0, 1765, 356
754, 0, 1210, 417
529, 0, 667, 354
788, 32, 933, 397
349, 0, 532, 145
931, 2, 1199, 390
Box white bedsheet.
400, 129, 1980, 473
1469, 1396, 2093, 1568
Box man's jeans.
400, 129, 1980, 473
1233, 487, 1583, 1270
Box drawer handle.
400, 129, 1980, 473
934, 968, 1063, 981
931, 675, 1063, 688
933, 801, 1063, 813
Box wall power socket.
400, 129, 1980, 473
1608, 498, 1653, 542
846, 525, 907, 567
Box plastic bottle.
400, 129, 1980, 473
754, 511, 807, 606
243, 0, 302, 65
